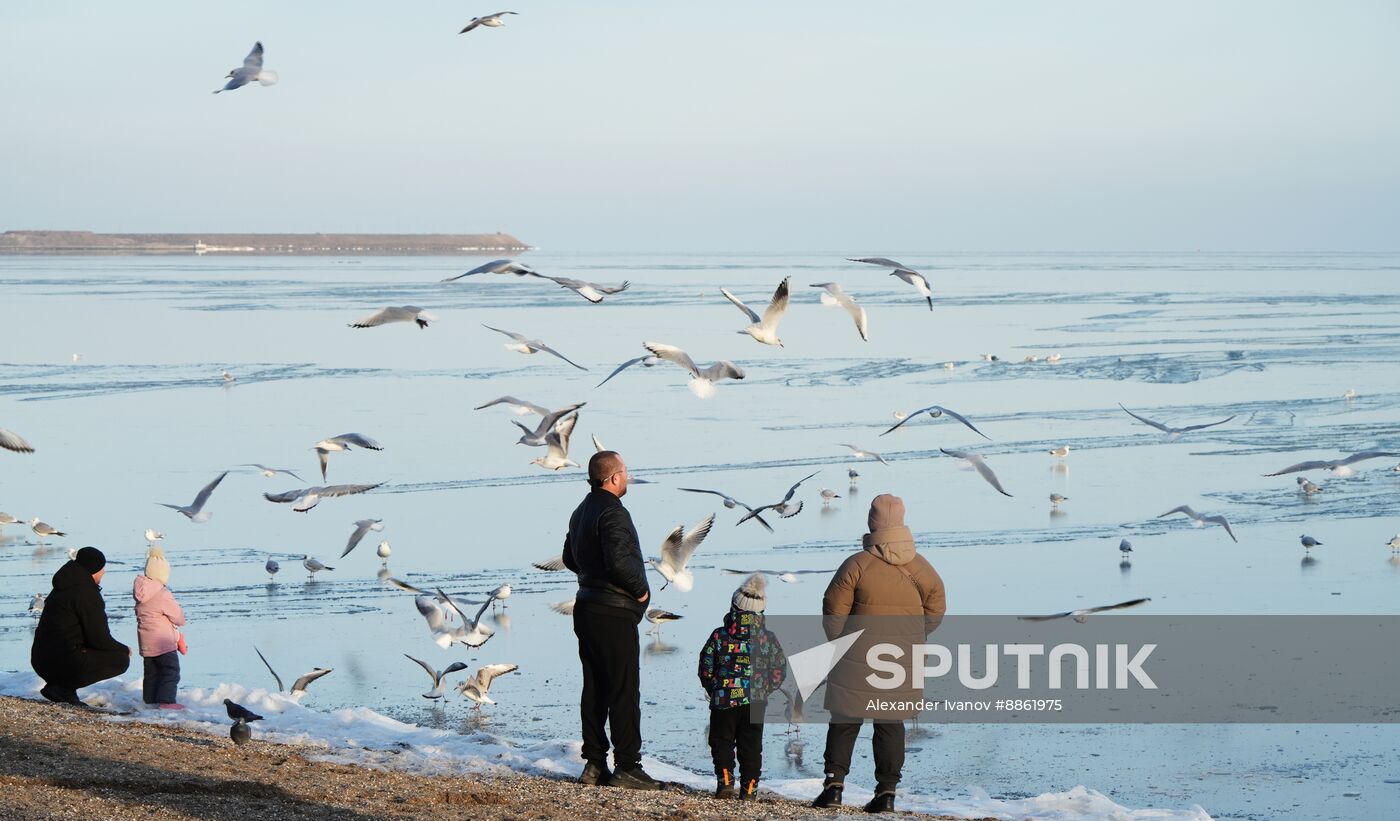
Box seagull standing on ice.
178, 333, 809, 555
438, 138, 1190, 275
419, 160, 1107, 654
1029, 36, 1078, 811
265, 557, 280, 579
376, 541, 392, 564
302, 556, 334, 579
1300, 535, 1323, 551
1119, 539, 1133, 557
644, 608, 682, 636
721, 277, 790, 346
30, 518, 66, 544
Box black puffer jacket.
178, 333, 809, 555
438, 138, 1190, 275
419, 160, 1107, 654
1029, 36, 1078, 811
31, 561, 129, 680
562, 488, 649, 620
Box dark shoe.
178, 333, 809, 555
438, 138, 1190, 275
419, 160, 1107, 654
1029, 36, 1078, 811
738, 778, 759, 801
578, 761, 611, 786
864, 791, 896, 813
715, 769, 736, 799
812, 782, 843, 808
607, 766, 663, 791
40, 685, 81, 706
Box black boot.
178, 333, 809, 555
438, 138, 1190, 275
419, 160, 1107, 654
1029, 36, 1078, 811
738, 778, 759, 801
40, 684, 82, 706
715, 769, 736, 799
864, 791, 896, 813
578, 761, 611, 786
608, 766, 663, 790
812, 781, 843, 808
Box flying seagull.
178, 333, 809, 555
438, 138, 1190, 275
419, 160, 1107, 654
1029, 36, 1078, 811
483, 325, 588, 371
435, 587, 496, 648
455, 664, 519, 709
214, 42, 278, 94
0, 428, 34, 453
157, 471, 229, 523
737, 472, 819, 526
720, 568, 834, 584
263, 482, 382, 513
440, 258, 536, 282
473, 396, 550, 416
254, 646, 333, 701
341, 519, 385, 558
649, 514, 715, 592
1119, 404, 1236, 439
720, 277, 790, 346
809, 282, 868, 341
1018, 597, 1152, 623
1157, 505, 1238, 543
677, 487, 773, 532
459, 11, 518, 34
405, 654, 469, 700
349, 306, 436, 330
526, 272, 630, 303
241, 464, 305, 482
838, 444, 889, 465
530, 411, 580, 470
594, 354, 660, 388
510, 402, 585, 446
847, 256, 933, 310
1263, 450, 1400, 478
940, 449, 1012, 497
643, 342, 745, 398
881, 404, 989, 439
314, 433, 383, 481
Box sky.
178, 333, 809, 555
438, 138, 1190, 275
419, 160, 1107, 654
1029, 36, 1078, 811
2, 1, 1397, 252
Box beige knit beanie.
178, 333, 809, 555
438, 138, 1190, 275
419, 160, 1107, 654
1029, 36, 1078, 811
145, 546, 171, 586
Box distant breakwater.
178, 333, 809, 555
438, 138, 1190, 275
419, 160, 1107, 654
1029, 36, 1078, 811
0, 230, 530, 256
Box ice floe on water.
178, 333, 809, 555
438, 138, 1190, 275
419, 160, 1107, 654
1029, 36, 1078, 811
0, 671, 1211, 821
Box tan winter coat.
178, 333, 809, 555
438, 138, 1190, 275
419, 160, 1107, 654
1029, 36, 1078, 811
821, 524, 946, 720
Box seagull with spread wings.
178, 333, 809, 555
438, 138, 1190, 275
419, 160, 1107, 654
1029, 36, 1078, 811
940, 449, 1012, 497
847, 256, 933, 310
455, 664, 519, 709
809, 282, 869, 341
720, 568, 836, 584
527, 272, 630, 303
254, 646, 333, 701
264, 482, 382, 513
0, 428, 34, 453
459, 11, 518, 34
405, 654, 469, 700
649, 514, 715, 592
529, 411, 580, 470
839, 443, 889, 465
676, 487, 773, 532
510, 402, 585, 446
1263, 450, 1400, 478
721, 277, 790, 346
213, 41, 278, 94
440, 258, 536, 282
1118, 404, 1236, 440
435, 588, 496, 648
643, 342, 745, 398
313, 433, 383, 481
473, 396, 550, 416
736, 472, 818, 526
594, 354, 660, 388
349, 306, 436, 329
1157, 505, 1238, 543
1018, 597, 1152, 623
483, 325, 588, 370
341, 519, 385, 558
881, 404, 989, 440
241, 464, 305, 482
157, 472, 229, 523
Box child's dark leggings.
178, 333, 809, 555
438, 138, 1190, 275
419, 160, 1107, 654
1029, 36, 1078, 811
708, 703, 765, 783
143, 651, 180, 704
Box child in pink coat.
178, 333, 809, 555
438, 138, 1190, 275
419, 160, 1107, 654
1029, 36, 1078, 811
133, 547, 187, 708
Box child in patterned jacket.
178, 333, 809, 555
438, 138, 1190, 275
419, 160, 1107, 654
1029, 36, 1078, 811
697, 573, 787, 801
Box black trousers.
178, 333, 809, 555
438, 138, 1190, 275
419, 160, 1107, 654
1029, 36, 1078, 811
35, 648, 129, 693
143, 651, 180, 704
573, 604, 642, 769
823, 715, 905, 793
708, 704, 765, 782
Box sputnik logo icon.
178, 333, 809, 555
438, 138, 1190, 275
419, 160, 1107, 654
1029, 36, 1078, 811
787, 629, 865, 700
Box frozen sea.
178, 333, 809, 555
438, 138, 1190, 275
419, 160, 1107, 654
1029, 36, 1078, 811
1, 251, 1398, 820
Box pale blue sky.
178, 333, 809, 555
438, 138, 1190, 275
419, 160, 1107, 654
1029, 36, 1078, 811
2, 1, 1396, 251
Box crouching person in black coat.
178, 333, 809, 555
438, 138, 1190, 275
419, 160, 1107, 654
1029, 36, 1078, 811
31, 547, 131, 706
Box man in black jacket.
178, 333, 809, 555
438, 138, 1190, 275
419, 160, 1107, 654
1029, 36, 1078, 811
561, 450, 661, 790
31, 547, 131, 706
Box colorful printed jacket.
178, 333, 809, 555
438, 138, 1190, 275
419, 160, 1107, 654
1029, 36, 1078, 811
697, 607, 787, 709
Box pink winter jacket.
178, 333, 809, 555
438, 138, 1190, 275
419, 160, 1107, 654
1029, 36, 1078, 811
133, 574, 186, 657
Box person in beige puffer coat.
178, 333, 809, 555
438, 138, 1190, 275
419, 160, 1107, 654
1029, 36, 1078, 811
812, 494, 945, 814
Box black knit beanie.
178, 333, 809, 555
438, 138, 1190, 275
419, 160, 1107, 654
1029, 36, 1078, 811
74, 546, 106, 574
